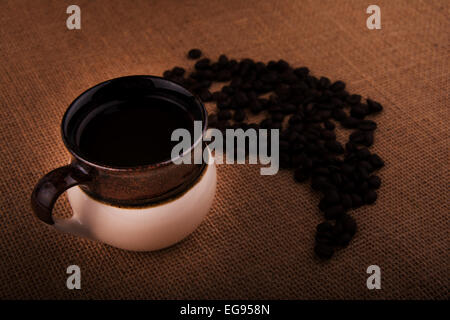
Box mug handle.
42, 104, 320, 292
31, 163, 92, 225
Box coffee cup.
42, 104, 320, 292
31, 75, 216, 251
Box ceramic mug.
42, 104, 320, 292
31, 75, 216, 251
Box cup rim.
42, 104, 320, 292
61, 75, 208, 172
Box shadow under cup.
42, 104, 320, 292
32, 75, 208, 225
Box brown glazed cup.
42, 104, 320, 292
31, 76, 216, 251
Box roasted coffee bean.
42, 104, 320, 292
279, 140, 290, 151
167, 53, 385, 260
294, 167, 310, 182
318, 76, 331, 89
233, 109, 246, 122
321, 130, 336, 140
162, 70, 172, 79
367, 98, 383, 113
357, 181, 370, 194
280, 152, 291, 168
363, 131, 374, 147
293, 66, 309, 78
350, 103, 369, 119
349, 130, 366, 143
341, 116, 360, 128
323, 189, 340, 205
188, 48, 202, 59
336, 233, 352, 247
330, 172, 343, 186
325, 141, 344, 154
356, 147, 371, 159
359, 160, 374, 173
357, 166, 370, 180
217, 70, 232, 81
324, 120, 335, 130
315, 231, 334, 245
329, 80, 345, 92
344, 143, 356, 154
198, 89, 212, 102
347, 94, 361, 105
358, 120, 377, 131
218, 54, 229, 66
249, 100, 263, 114
341, 214, 357, 236
331, 221, 344, 238
208, 113, 218, 127
217, 110, 232, 120
369, 154, 384, 169
311, 176, 334, 191
271, 122, 282, 130
314, 243, 334, 260
364, 189, 377, 204
272, 112, 284, 122
282, 103, 297, 114
324, 204, 345, 220
194, 58, 211, 70
341, 193, 353, 209
367, 175, 381, 189
171, 66, 185, 76
317, 222, 333, 233
351, 193, 363, 208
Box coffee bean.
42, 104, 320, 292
367, 98, 383, 113
363, 131, 374, 147
294, 167, 310, 182
317, 222, 333, 233
323, 189, 340, 205
218, 110, 232, 121
198, 89, 212, 102
218, 54, 228, 66
316, 232, 334, 245
319, 77, 331, 89
369, 154, 384, 169
341, 116, 360, 128
233, 109, 246, 122
195, 58, 211, 70
314, 243, 334, 260
350, 103, 369, 119
325, 141, 344, 154
358, 120, 377, 131
341, 214, 357, 236
311, 176, 334, 191
272, 112, 284, 122
364, 189, 377, 204
351, 193, 363, 208
336, 233, 352, 247
167, 53, 385, 260
324, 120, 335, 130
324, 204, 345, 220
331, 221, 344, 238
188, 48, 202, 59
208, 113, 218, 127
367, 175, 381, 189
349, 130, 366, 143
347, 94, 361, 105
341, 193, 353, 209
162, 70, 172, 79
356, 147, 371, 159
330, 80, 345, 92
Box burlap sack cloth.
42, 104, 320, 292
0, 0, 448, 299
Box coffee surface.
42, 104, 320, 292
77, 97, 194, 167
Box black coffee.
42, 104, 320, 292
77, 96, 194, 167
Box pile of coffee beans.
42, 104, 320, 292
162, 48, 385, 260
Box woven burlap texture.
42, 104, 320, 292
0, 0, 448, 299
